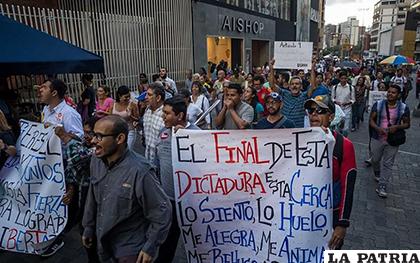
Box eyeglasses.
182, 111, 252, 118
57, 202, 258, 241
306, 107, 330, 115
92, 132, 119, 142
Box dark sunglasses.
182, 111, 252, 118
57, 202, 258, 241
306, 107, 330, 115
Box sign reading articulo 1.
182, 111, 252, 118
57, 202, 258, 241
274, 41, 313, 70
221, 15, 264, 34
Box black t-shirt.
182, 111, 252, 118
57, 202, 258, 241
0, 130, 15, 169
81, 86, 96, 117
254, 116, 296, 129
302, 79, 310, 92
331, 78, 340, 86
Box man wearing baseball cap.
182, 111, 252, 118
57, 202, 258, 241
304, 95, 357, 250
254, 92, 295, 129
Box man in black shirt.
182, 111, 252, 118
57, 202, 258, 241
254, 92, 295, 129
81, 74, 96, 117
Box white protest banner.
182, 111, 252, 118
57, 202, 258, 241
274, 41, 313, 70
368, 91, 387, 112
0, 120, 67, 254
172, 128, 334, 263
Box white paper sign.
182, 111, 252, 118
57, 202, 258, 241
368, 91, 387, 112
172, 128, 334, 263
274, 41, 313, 70
0, 120, 67, 254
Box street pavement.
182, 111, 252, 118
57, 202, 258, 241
344, 91, 420, 250
1, 93, 419, 263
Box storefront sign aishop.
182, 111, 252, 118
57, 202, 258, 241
221, 15, 264, 34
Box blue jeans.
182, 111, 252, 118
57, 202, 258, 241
352, 101, 365, 128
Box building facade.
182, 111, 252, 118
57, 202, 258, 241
1, 0, 324, 104
1, 0, 194, 100
192, 0, 296, 73
324, 24, 337, 48
370, 0, 413, 55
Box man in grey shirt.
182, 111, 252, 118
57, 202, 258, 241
82, 115, 171, 263
215, 83, 254, 129
155, 96, 199, 263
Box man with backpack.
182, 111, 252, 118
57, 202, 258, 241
390, 68, 408, 103
331, 71, 355, 136
305, 94, 357, 249
369, 84, 411, 198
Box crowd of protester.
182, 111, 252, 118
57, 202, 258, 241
0, 55, 415, 262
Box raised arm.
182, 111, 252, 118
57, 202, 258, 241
268, 58, 277, 92
307, 59, 317, 98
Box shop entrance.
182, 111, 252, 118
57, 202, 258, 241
207, 36, 243, 69
252, 40, 269, 68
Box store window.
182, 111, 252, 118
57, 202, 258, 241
207, 36, 243, 69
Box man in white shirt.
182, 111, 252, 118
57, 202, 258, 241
390, 68, 408, 102
332, 72, 355, 136
41, 79, 84, 139
38, 78, 83, 257
372, 72, 384, 91
159, 67, 178, 96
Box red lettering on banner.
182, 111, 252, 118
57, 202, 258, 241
212, 132, 269, 164
176, 171, 266, 198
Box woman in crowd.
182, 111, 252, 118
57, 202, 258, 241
190, 81, 210, 129
378, 82, 388, 91
95, 86, 113, 119
199, 74, 212, 94
246, 73, 254, 88
0, 110, 16, 169
243, 86, 264, 124
352, 76, 366, 131
112, 86, 139, 150
179, 89, 202, 124
138, 73, 149, 94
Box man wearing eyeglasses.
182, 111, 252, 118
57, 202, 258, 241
304, 95, 357, 250
82, 115, 171, 263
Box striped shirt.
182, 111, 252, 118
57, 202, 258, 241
143, 105, 164, 163
281, 90, 308, 128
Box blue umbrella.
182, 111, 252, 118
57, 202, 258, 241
338, 60, 360, 69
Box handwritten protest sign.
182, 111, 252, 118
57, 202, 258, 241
0, 120, 67, 254
368, 91, 387, 112
274, 41, 313, 70
172, 128, 334, 263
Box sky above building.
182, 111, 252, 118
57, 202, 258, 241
325, 0, 376, 28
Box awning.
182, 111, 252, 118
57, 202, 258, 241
0, 14, 104, 76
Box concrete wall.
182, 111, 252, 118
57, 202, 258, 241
378, 29, 392, 56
